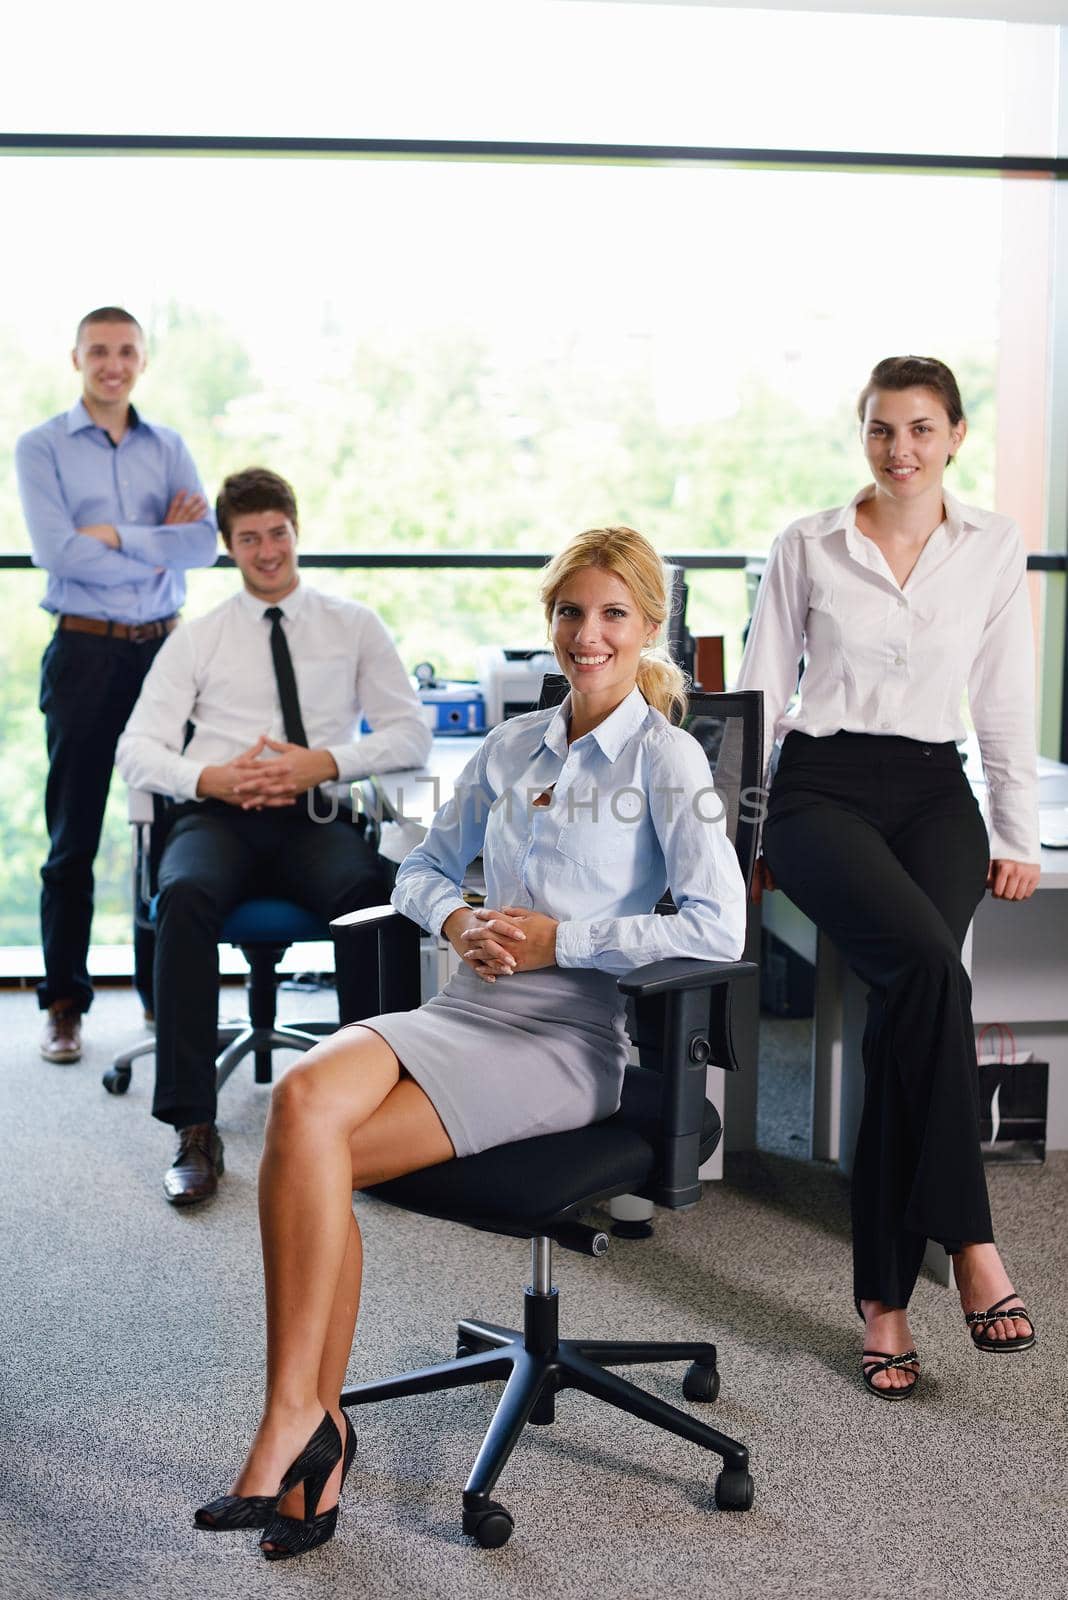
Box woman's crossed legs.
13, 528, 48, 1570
225, 1027, 455, 1520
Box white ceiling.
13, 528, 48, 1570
565, 1, 1068, 23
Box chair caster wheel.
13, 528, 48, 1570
683, 1361, 720, 1403
610, 1219, 654, 1240
463, 1499, 514, 1548
714, 1469, 754, 1511
102, 1069, 131, 1096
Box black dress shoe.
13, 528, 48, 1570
164, 1123, 224, 1206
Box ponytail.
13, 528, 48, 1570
637, 649, 688, 724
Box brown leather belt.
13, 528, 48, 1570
58, 613, 178, 644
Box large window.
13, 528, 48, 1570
0, 2, 1036, 154
0, 0, 1062, 951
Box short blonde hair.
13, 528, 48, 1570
538, 526, 688, 722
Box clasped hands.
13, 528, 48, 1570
78, 489, 209, 549
443, 905, 559, 983
196, 736, 339, 809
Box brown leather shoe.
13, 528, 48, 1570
163, 1123, 225, 1206
40, 1002, 82, 1063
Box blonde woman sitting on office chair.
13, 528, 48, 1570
738, 354, 1040, 1399
193, 524, 747, 1557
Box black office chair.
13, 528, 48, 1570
103, 787, 382, 1098
331, 688, 763, 1548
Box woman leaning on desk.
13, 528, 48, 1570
192, 524, 747, 1558
737, 354, 1040, 1400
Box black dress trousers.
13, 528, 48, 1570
762, 731, 993, 1309
152, 801, 388, 1129
38, 627, 168, 1015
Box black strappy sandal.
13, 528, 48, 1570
861, 1349, 921, 1401
965, 1293, 1036, 1354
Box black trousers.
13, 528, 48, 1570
152, 802, 388, 1129
38, 626, 167, 1014
762, 731, 992, 1309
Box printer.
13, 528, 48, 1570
476, 647, 557, 726
411, 661, 486, 735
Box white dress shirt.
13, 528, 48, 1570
392, 686, 747, 978
117, 581, 431, 800
736, 486, 1039, 861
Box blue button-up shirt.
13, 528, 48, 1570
392, 686, 747, 978
15, 399, 217, 623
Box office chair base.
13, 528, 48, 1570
104, 1033, 156, 1094
215, 1022, 331, 1089
341, 1285, 752, 1546
610, 1218, 655, 1240
103, 1020, 333, 1096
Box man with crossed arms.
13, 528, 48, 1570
117, 466, 431, 1205
16, 306, 216, 1065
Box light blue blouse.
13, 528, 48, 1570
392, 686, 748, 978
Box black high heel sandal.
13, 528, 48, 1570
965, 1293, 1037, 1354
335, 1408, 356, 1497
196, 1412, 340, 1542
861, 1349, 921, 1401
194, 1491, 279, 1532
856, 1299, 921, 1401
259, 1410, 352, 1563
195, 1411, 353, 1535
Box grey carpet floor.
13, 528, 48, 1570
1, 985, 1066, 1600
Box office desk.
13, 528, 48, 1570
358, 735, 482, 994
759, 752, 1068, 1171
370, 736, 484, 836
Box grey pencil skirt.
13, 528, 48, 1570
359, 963, 631, 1159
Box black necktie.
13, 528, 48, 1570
264, 607, 308, 747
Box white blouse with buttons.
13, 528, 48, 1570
736, 485, 1039, 862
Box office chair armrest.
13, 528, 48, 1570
352, 778, 383, 853
622, 960, 757, 1208
126, 789, 170, 928
331, 903, 400, 930
331, 905, 423, 1016
126, 786, 155, 825
130, 822, 155, 931
618, 957, 758, 998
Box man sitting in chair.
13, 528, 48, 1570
116, 467, 431, 1206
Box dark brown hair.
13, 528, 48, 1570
856, 355, 965, 427
216, 467, 299, 548
75, 306, 143, 344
